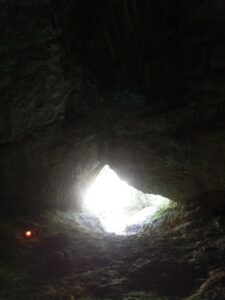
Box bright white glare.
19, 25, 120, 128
83, 165, 170, 235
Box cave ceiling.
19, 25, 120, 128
0, 0, 225, 209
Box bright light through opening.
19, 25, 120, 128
83, 165, 170, 235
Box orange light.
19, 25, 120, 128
25, 230, 33, 238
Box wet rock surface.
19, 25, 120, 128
0, 203, 224, 300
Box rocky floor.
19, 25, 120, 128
0, 203, 225, 300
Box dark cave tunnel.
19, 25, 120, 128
1, 1, 225, 299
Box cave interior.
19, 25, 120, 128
1, 1, 225, 299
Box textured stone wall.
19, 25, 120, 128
1, 0, 225, 211
179, 0, 225, 103
106, 103, 225, 202
0, 120, 100, 212
63, 0, 225, 111
0, 1, 68, 144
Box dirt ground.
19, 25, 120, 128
0, 203, 225, 300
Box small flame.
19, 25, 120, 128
25, 230, 33, 238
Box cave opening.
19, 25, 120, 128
82, 165, 170, 235
1, 0, 225, 299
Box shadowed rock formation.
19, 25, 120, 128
0, 1, 225, 299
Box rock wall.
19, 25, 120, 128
0, 1, 69, 144
106, 103, 225, 202
65, 0, 225, 203
0, 0, 225, 211
0, 120, 100, 212
63, 0, 225, 111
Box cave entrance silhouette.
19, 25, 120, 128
83, 165, 170, 235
